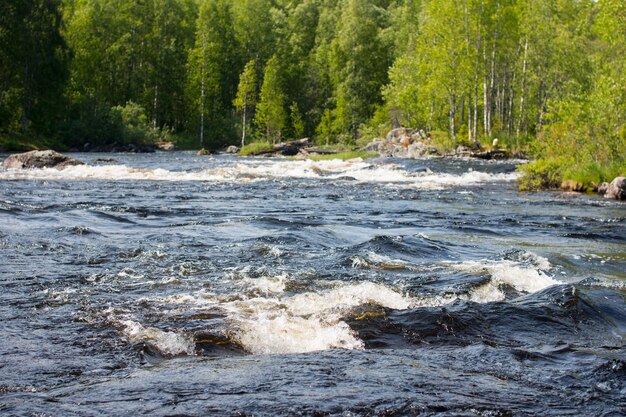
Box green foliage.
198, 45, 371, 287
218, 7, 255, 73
562, 161, 626, 187
255, 56, 287, 143
0, 0, 624, 166
239, 141, 272, 156
0, 0, 69, 135
185, 0, 238, 148
290, 102, 305, 139
517, 159, 564, 191
234, 60, 258, 146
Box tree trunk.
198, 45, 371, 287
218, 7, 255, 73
241, 103, 247, 148
199, 34, 206, 147
517, 37, 528, 137
153, 83, 158, 129
450, 95, 457, 144
483, 43, 488, 138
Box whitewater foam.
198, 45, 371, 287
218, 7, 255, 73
0, 159, 518, 190
220, 281, 412, 354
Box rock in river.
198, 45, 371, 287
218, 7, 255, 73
226, 145, 240, 154
604, 177, 626, 200
3, 150, 84, 169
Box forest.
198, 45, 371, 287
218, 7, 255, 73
0, 0, 625, 187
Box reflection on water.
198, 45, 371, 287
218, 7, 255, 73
0, 152, 624, 415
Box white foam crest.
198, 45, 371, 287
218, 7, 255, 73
352, 251, 409, 270
222, 281, 411, 354
241, 273, 289, 294
236, 313, 363, 354
405, 170, 520, 190
449, 254, 559, 302
119, 319, 195, 356
0, 159, 519, 189
285, 281, 412, 315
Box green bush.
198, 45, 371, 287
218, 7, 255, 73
59, 101, 164, 148
517, 159, 564, 191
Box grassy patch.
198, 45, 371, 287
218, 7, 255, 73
308, 151, 378, 161
562, 161, 625, 186
239, 141, 273, 156
517, 158, 626, 191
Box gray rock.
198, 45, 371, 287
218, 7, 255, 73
386, 128, 414, 142
363, 140, 383, 153
3, 150, 84, 169
226, 145, 240, 154
407, 142, 427, 158
605, 177, 626, 200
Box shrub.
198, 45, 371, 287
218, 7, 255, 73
517, 159, 564, 191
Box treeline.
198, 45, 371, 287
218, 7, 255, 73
0, 0, 624, 178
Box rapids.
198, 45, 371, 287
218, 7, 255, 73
0, 152, 624, 416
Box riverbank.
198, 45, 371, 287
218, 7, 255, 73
517, 158, 626, 199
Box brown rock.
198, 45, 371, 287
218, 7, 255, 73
560, 180, 585, 192
596, 182, 610, 196
3, 150, 84, 169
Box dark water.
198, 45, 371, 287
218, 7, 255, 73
0, 152, 624, 416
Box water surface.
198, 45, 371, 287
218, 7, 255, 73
0, 152, 624, 416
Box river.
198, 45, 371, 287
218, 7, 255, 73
0, 152, 624, 416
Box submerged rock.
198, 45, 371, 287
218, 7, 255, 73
3, 150, 84, 169
605, 177, 626, 200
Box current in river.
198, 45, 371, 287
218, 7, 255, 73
0, 152, 624, 416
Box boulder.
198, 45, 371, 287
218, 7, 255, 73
605, 177, 626, 200
225, 145, 240, 154
157, 142, 176, 151
3, 150, 84, 169
363, 140, 383, 154
197, 148, 211, 156
386, 128, 414, 142
407, 142, 427, 158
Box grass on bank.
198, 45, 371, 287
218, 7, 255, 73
239, 141, 273, 156
517, 158, 626, 191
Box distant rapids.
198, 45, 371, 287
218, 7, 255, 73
0, 152, 624, 416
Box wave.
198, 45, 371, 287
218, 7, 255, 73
0, 159, 519, 190
106, 251, 559, 356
